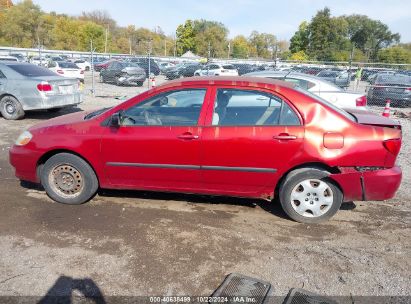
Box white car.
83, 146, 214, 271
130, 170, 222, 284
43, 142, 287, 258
0, 56, 18, 62
245, 71, 367, 110
194, 63, 239, 76
48, 61, 85, 82
73, 59, 91, 71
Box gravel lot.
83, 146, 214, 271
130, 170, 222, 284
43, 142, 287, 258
0, 72, 410, 301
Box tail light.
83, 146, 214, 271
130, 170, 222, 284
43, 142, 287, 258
405, 87, 411, 92
80, 70, 84, 74
37, 82, 52, 92
56, 69, 64, 74
356, 95, 367, 107
383, 138, 402, 156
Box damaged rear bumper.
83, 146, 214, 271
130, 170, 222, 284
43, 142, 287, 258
330, 166, 402, 202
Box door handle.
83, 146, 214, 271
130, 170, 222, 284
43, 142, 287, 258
178, 133, 199, 140
273, 134, 297, 140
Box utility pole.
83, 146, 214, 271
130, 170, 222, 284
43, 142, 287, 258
129, 37, 132, 55
173, 34, 177, 57
148, 39, 152, 89
274, 44, 278, 67
164, 39, 167, 56
90, 39, 96, 97
227, 41, 231, 59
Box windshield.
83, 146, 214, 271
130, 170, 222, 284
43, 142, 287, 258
295, 86, 356, 122
8, 64, 57, 77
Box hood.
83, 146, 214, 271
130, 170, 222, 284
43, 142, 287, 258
29, 110, 90, 131
345, 108, 401, 127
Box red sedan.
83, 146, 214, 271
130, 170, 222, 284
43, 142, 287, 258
9, 77, 402, 223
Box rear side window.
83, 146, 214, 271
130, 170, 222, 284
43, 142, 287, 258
212, 89, 300, 126
8, 64, 56, 77
222, 65, 236, 70
58, 62, 79, 69
0, 70, 6, 78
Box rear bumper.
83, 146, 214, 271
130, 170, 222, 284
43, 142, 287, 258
22, 93, 83, 111
330, 166, 402, 201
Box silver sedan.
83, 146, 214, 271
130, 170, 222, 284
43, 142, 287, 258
0, 62, 82, 120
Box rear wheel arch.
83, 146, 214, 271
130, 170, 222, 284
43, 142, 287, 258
275, 162, 342, 198
36, 149, 100, 185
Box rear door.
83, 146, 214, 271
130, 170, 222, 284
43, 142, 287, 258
200, 87, 305, 197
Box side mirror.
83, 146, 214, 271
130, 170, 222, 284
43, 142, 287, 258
110, 112, 121, 128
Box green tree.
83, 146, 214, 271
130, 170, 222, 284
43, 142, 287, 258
378, 46, 411, 64
192, 20, 229, 58
176, 20, 195, 56
248, 31, 276, 58
288, 50, 309, 61
289, 21, 309, 53
231, 35, 249, 58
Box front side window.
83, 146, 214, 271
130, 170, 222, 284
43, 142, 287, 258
122, 89, 207, 126
212, 89, 300, 126
0, 69, 6, 78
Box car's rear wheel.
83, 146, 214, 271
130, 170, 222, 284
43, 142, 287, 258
279, 168, 342, 223
0, 95, 25, 120
41, 153, 98, 205
136, 81, 144, 87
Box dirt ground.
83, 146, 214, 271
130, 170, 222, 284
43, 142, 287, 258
0, 74, 410, 302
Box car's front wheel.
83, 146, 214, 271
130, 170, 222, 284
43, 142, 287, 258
40, 153, 99, 205
0, 95, 25, 120
279, 168, 342, 223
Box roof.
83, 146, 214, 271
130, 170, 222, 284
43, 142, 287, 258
153, 76, 296, 90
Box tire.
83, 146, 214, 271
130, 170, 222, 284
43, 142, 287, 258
0, 95, 25, 120
40, 153, 98, 205
136, 81, 144, 87
85, 66, 90, 71
279, 168, 342, 223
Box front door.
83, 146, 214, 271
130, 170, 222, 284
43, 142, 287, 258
100, 88, 209, 191
200, 87, 305, 197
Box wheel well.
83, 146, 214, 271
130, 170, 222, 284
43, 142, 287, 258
274, 162, 341, 199
0, 93, 19, 102
36, 149, 99, 184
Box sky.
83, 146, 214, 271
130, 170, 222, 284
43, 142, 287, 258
29, 0, 411, 42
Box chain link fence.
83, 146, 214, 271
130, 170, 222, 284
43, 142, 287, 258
1, 46, 410, 112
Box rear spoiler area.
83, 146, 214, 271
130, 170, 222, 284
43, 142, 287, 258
344, 108, 401, 129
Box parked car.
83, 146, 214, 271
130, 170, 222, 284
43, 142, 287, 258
9, 76, 402, 223
194, 63, 238, 76
0, 62, 82, 120
158, 62, 175, 74
48, 61, 85, 82
31, 56, 47, 66
245, 71, 367, 110
0, 56, 18, 62
316, 69, 350, 88
8, 53, 26, 62
179, 63, 203, 77
232, 63, 258, 75
367, 74, 411, 107
128, 57, 160, 76
100, 61, 146, 86
163, 63, 186, 80
94, 59, 115, 72
73, 59, 91, 71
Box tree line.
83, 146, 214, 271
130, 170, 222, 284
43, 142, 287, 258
0, 0, 410, 63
